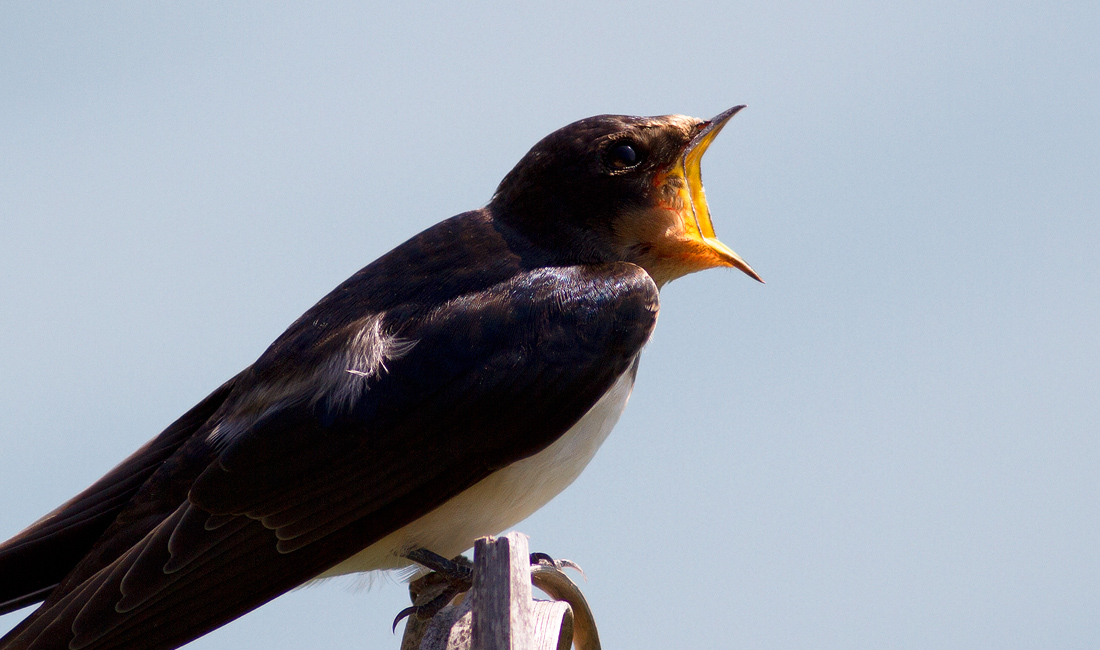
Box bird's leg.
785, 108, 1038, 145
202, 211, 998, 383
405, 548, 474, 579
392, 548, 474, 630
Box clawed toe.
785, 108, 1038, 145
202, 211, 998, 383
529, 551, 585, 579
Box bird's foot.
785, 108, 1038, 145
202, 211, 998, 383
392, 548, 586, 631
529, 551, 586, 580
392, 549, 474, 631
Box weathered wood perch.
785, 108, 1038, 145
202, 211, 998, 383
399, 532, 601, 650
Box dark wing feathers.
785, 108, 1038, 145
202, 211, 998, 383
2, 262, 658, 650
0, 376, 239, 616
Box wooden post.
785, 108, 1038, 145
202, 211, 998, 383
471, 532, 532, 650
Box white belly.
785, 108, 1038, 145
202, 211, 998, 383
317, 365, 637, 578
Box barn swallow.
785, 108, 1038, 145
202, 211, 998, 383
0, 106, 761, 650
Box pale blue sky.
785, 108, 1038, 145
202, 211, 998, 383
2, 2, 1098, 648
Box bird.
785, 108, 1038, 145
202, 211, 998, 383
0, 105, 761, 650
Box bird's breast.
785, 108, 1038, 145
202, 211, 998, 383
318, 362, 638, 578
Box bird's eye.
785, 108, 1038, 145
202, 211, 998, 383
607, 142, 643, 169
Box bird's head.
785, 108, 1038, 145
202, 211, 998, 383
491, 106, 761, 286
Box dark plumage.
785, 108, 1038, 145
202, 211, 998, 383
0, 107, 759, 650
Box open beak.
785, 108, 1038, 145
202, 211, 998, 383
680, 105, 763, 283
